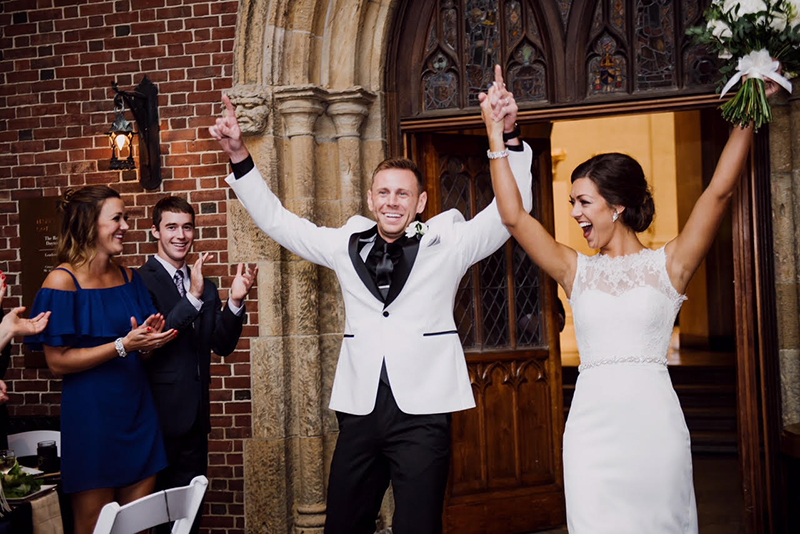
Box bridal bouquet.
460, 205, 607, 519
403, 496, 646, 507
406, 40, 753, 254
688, 0, 800, 128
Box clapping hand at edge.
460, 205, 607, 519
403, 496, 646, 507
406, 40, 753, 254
0, 275, 51, 339
229, 263, 259, 309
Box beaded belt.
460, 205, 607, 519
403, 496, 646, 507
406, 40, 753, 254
578, 356, 667, 372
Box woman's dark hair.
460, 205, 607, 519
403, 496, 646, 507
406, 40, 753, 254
570, 152, 655, 233
56, 185, 122, 266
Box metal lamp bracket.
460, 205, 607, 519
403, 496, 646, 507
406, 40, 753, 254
112, 76, 161, 190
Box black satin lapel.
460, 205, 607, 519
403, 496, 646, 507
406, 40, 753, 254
348, 226, 384, 303
384, 237, 420, 307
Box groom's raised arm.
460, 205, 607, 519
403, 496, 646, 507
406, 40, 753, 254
453, 67, 533, 267
210, 95, 340, 269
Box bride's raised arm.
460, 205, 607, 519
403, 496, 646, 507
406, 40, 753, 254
480, 66, 577, 294
665, 79, 781, 294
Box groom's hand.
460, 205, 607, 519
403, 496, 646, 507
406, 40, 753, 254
210, 95, 250, 163
490, 66, 519, 141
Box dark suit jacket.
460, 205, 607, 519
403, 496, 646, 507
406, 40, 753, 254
139, 257, 245, 438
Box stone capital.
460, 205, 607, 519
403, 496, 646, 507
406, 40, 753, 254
224, 85, 270, 136
275, 85, 327, 138
325, 87, 376, 139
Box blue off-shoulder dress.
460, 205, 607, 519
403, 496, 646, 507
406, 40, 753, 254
26, 266, 167, 494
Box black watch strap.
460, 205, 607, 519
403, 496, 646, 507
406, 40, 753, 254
502, 123, 522, 142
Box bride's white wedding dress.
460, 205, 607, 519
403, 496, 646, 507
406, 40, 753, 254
564, 247, 698, 533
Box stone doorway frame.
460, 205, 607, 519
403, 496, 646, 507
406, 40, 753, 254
226, 1, 789, 532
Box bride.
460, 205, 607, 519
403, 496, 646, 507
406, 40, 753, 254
479, 67, 780, 533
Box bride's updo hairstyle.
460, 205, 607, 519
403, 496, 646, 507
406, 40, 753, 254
570, 152, 655, 233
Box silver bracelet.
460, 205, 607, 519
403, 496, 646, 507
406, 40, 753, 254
486, 149, 509, 160
114, 337, 128, 358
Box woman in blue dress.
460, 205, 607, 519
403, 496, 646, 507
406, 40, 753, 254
26, 185, 177, 534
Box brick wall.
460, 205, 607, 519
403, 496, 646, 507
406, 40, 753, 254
0, 1, 252, 532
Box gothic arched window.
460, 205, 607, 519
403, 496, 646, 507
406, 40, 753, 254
390, 0, 718, 123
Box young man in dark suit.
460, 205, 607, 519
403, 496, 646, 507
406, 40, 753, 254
138, 197, 257, 533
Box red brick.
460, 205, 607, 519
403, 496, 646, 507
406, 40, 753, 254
1, 2, 244, 529
130, 45, 167, 60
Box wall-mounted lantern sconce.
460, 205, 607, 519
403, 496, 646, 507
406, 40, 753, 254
108, 97, 135, 170
110, 76, 161, 190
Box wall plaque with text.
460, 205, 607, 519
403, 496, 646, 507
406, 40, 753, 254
19, 196, 62, 368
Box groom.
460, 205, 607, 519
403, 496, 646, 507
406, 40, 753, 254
211, 69, 532, 534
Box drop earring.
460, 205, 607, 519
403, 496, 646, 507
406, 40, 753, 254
612, 211, 619, 223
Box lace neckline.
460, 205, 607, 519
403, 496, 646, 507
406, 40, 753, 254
594, 246, 650, 260
587, 246, 660, 268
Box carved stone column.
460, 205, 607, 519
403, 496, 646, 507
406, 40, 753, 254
274, 85, 327, 534
772, 83, 800, 426
326, 88, 376, 219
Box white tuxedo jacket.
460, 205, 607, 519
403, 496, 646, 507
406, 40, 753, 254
227, 144, 533, 415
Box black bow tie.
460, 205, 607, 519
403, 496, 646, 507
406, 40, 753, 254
368, 236, 405, 299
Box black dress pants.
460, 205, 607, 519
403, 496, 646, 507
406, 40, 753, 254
155, 403, 208, 534
324, 382, 452, 534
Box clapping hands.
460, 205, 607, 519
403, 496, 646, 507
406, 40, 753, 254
189, 252, 213, 300
0, 275, 51, 340
229, 263, 258, 308
124, 313, 177, 354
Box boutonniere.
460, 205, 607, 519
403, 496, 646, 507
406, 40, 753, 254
405, 221, 428, 239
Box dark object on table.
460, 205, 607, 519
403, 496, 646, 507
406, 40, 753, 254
36, 440, 59, 474
0, 501, 33, 534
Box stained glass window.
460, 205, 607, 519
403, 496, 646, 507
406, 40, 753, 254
610, 0, 625, 33
683, 46, 717, 86
635, 0, 676, 90
588, 34, 627, 95
438, 151, 544, 350
412, 1, 717, 114
558, 0, 573, 27
423, 53, 459, 110
422, 0, 549, 112
514, 243, 543, 346
592, 0, 604, 34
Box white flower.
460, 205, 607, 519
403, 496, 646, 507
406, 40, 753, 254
405, 221, 428, 238
708, 19, 733, 38
786, 0, 800, 27
719, 49, 733, 59
723, 0, 769, 17
769, 13, 788, 31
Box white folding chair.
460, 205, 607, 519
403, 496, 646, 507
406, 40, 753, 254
7, 430, 61, 457
92, 475, 208, 534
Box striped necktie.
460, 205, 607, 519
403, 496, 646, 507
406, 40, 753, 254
173, 269, 186, 297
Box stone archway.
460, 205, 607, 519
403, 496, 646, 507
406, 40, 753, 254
225, 1, 400, 532
224, 1, 797, 533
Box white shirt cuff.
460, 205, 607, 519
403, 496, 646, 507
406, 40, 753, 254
186, 292, 203, 311
228, 299, 245, 316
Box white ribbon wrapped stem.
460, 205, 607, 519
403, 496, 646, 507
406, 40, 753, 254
719, 49, 792, 98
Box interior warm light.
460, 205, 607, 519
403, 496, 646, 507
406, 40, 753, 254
115, 133, 128, 151
107, 97, 136, 171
